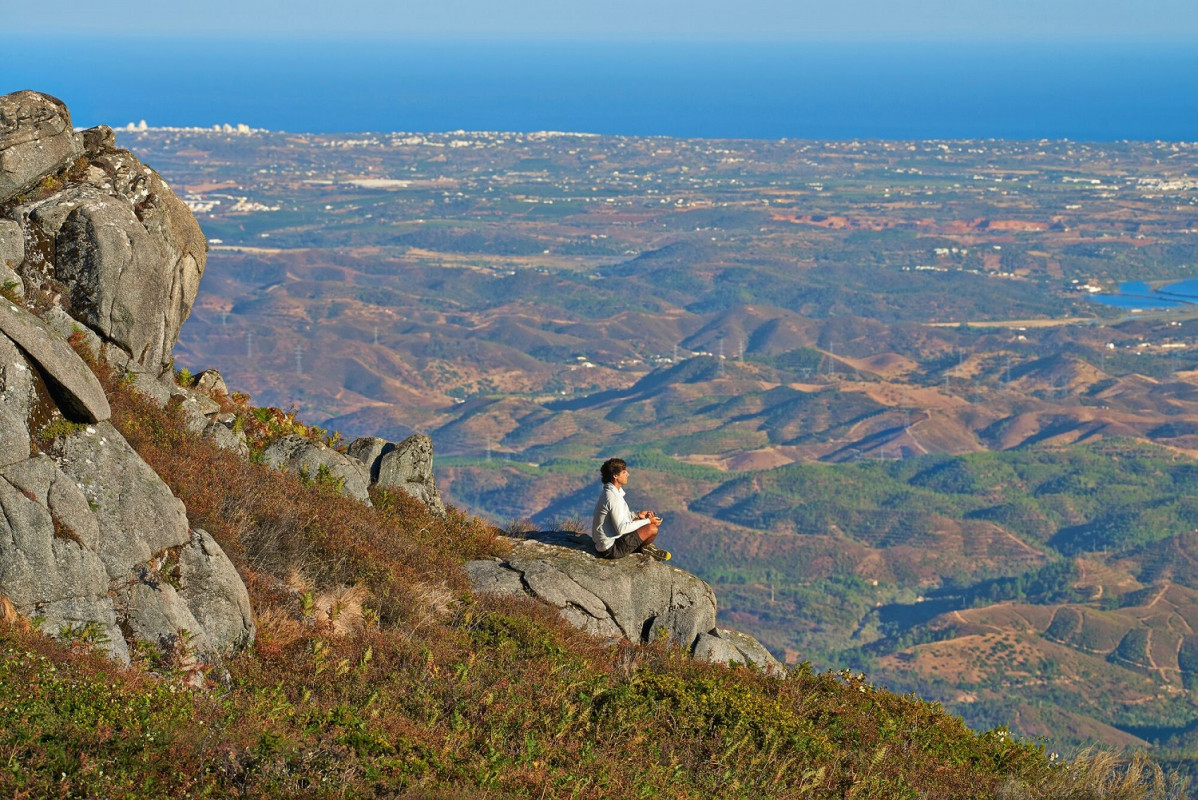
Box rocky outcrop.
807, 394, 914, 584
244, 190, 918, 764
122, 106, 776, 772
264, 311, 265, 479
47, 420, 252, 665
0, 92, 81, 203
0, 92, 252, 668
193, 369, 227, 398
105, 362, 247, 458
264, 434, 372, 504
0, 91, 204, 376
465, 531, 784, 674
348, 434, 445, 514
55, 195, 178, 370
693, 628, 784, 674
0, 336, 253, 666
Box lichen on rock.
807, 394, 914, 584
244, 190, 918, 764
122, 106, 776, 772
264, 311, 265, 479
2, 92, 205, 377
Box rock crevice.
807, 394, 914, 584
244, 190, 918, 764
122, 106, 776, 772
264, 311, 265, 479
347, 434, 446, 514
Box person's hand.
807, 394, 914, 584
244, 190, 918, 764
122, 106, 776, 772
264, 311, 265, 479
637, 510, 653, 519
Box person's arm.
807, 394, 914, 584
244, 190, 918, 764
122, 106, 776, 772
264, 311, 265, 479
609, 487, 650, 536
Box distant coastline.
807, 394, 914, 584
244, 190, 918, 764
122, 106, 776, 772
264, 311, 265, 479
6, 38, 1198, 140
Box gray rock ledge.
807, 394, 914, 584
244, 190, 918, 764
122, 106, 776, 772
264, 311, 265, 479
465, 530, 784, 674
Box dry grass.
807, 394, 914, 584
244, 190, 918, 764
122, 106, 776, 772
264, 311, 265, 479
997, 748, 1188, 800
312, 583, 371, 636
554, 515, 589, 536
501, 517, 538, 537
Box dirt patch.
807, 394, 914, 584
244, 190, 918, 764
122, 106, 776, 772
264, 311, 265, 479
856, 353, 918, 378
849, 383, 968, 412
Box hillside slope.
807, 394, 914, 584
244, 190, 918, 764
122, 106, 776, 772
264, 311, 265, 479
0, 367, 1078, 799
0, 88, 1183, 798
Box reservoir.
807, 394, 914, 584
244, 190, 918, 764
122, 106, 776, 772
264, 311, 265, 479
1089, 281, 1192, 310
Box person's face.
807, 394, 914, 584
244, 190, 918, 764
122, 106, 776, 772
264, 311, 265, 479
614, 467, 630, 487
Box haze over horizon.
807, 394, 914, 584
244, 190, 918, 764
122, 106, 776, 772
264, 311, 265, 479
10, 0, 1198, 41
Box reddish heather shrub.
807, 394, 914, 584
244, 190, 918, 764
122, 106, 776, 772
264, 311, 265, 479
104, 374, 500, 632
28, 363, 1143, 799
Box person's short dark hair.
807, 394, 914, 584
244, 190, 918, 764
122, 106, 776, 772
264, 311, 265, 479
600, 458, 627, 484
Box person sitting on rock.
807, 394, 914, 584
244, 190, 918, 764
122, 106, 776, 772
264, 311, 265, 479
591, 457, 670, 561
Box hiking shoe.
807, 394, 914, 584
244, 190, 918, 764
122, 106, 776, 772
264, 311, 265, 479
642, 543, 671, 562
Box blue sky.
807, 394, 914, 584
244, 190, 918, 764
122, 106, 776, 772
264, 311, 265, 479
10, 0, 1198, 41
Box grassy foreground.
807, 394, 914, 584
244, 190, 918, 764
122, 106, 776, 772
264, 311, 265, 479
0, 365, 1184, 798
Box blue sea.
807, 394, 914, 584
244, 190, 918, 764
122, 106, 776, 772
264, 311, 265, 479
3, 38, 1197, 139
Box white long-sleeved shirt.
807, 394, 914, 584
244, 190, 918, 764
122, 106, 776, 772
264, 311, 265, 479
591, 482, 649, 552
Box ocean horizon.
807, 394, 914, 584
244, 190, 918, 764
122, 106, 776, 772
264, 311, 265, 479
4, 37, 1197, 140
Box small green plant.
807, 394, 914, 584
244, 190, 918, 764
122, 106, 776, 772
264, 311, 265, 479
314, 464, 345, 493
0, 280, 21, 304
299, 591, 317, 619
35, 417, 85, 447
129, 637, 167, 670
66, 154, 90, 180
157, 548, 183, 591
174, 367, 195, 387
56, 621, 109, 651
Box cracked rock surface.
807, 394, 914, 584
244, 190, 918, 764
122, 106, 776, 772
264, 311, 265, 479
348, 434, 445, 514
466, 530, 782, 674
2, 91, 204, 377
0, 299, 109, 423
0, 91, 81, 203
